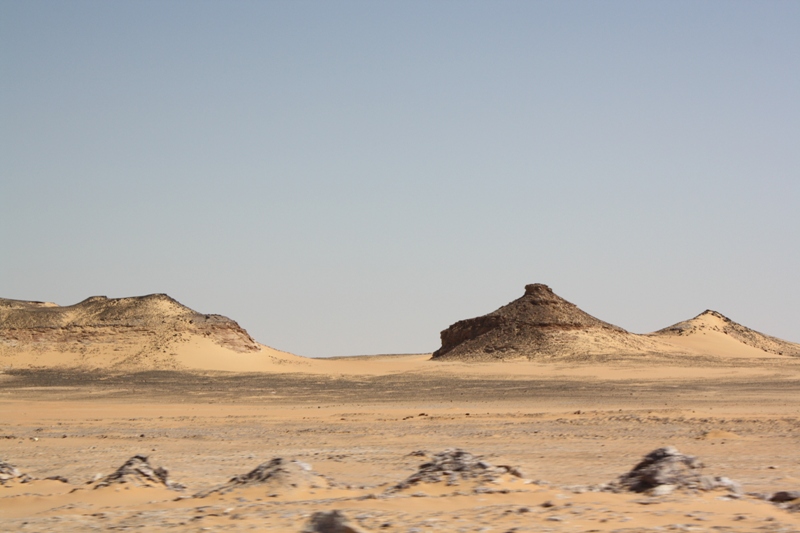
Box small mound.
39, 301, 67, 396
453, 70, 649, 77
700, 429, 741, 440
91, 455, 185, 491
391, 449, 524, 492
611, 446, 739, 495
195, 458, 334, 497
0, 459, 31, 484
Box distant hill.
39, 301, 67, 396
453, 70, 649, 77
432, 284, 800, 361
0, 294, 300, 371
432, 284, 675, 361
651, 310, 800, 358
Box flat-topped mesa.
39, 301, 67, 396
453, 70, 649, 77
653, 309, 800, 357
432, 284, 666, 361
0, 293, 260, 362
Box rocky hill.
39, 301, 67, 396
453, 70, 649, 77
432, 284, 673, 361
0, 294, 260, 369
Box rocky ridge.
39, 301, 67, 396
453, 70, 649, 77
0, 294, 260, 368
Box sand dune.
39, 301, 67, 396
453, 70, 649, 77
652, 309, 800, 359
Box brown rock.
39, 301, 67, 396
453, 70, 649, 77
432, 284, 669, 361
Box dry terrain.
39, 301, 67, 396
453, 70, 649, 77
3, 355, 800, 532
3, 288, 800, 531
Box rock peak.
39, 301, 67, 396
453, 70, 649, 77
696, 309, 730, 321
524, 283, 553, 296
522, 283, 565, 305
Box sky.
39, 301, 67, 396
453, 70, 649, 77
2, 1, 799, 357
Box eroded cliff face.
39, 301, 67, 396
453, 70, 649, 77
432, 284, 671, 361
0, 294, 260, 369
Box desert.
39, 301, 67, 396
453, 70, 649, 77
6, 2, 799, 531
2, 285, 800, 532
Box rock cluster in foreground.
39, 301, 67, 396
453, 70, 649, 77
6, 446, 800, 521
195, 457, 335, 498
90, 455, 185, 491
610, 446, 740, 495
391, 448, 524, 491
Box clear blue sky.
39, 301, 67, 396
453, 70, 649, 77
2, 1, 798, 356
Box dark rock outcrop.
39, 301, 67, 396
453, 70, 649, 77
432, 284, 668, 361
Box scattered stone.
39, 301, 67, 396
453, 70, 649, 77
769, 490, 800, 503
195, 458, 335, 498
389, 449, 524, 492
0, 459, 31, 484
91, 455, 185, 490
703, 476, 740, 493
301, 510, 368, 533
611, 446, 740, 495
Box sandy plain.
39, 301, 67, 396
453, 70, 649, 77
3, 352, 800, 532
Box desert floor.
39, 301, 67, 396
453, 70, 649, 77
2, 354, 800, 532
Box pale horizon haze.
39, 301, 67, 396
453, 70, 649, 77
2, 1, 798, 357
